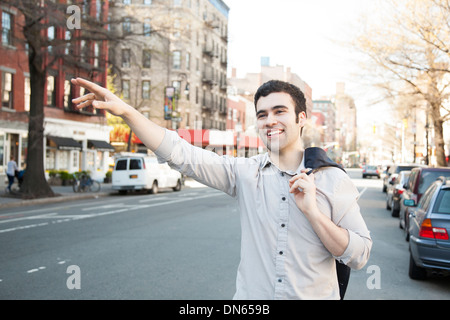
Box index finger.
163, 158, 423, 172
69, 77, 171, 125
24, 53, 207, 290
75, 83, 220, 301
71, 78, 107, 97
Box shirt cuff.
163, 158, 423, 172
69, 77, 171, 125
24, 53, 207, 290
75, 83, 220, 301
333, 229, 369, 270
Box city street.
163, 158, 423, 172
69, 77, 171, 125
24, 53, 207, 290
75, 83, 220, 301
1, 169, 449, 300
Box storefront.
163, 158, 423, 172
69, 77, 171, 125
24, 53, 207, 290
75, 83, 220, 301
44, 118, 114, 180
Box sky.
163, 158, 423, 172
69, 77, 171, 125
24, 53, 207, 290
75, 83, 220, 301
223, 0, 382, 113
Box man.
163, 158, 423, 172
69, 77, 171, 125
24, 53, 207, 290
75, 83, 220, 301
6, 156, 18, 192
71, 78, 371, 299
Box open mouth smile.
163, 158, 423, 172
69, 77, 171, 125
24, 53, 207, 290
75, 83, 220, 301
266, 129, 284, 137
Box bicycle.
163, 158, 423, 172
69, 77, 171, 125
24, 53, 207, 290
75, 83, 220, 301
72, 173, 101, 193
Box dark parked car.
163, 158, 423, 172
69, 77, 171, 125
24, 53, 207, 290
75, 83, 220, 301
362, 165, 380, 179
399, 167, 450, 240
382, 164, 426, 193
386, 170, 411, 217
405, 177, 450, 280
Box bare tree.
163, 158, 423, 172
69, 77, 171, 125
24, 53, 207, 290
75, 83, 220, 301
352, 0, 450, 166
2, 0, 160, 198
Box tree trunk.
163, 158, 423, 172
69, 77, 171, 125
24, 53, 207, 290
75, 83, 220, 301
430, 102, 447, 167
20, 23, 56, 199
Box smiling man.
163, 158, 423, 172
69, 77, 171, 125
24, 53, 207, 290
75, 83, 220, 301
71, 78, 371, 300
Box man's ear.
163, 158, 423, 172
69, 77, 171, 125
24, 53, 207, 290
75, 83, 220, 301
298, 111, 307, 126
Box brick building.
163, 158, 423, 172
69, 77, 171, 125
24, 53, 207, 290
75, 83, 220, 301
0, 1, 114, 182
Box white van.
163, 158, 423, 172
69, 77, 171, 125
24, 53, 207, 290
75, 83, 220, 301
112, 154, 182, 194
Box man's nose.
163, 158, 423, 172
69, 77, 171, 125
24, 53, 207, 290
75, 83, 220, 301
266, 112, 278, 126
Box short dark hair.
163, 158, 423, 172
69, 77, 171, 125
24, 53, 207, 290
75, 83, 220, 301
254, 80, 307, 122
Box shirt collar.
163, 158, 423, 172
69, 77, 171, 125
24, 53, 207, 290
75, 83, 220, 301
259, 152, 306, 176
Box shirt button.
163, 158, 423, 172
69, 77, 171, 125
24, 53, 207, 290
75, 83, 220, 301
281, 196, 286, 201
279, 251, 283, 255
281, 224, 285, 228
278, 279, 282, 283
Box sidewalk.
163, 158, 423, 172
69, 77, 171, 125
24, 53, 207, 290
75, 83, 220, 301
0, 178, 207, 210
0, 182, 115, 210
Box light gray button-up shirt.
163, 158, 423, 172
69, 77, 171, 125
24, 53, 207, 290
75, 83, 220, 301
155, 129, 372, 300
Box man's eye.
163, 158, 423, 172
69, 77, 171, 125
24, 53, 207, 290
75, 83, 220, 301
257, 114, 266, 119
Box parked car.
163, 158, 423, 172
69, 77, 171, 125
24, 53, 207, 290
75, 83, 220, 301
399, 167, 450, 240
404, 177, 450, 280
362, 165, 380, 179
386, 170, 411, 217
112, 154, 182, 194
382, 163, 427, 192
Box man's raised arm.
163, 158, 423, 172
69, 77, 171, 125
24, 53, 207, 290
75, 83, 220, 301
71, 77, 165, 151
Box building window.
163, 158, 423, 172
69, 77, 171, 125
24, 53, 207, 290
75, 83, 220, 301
1, 12, 13, 46
142, 50, 151, 68
122, 80, 130, 100
96, 0, 102, 19
46, 75, 56, 106
143, 19, 151, 36
142, 80, 150, 99
173, 0, 182, 6
48, 26, 55, 53
172, 51, 181, 69
186, 52, 190, 70
1, 72, 13, 109
24, 77, 30, 111
123, 18, 131, 35
144, 0, 152, 4
63, 79, 73, 109
123, 0, 132, 5
65, 30, 73, 55
94, 42, 100, 67
122, 49, 131, 68
173, 19, 180, 38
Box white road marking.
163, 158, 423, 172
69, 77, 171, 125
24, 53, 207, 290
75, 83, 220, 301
0, 193, 225, 234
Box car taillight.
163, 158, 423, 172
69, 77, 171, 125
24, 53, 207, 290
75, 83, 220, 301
398, 189, 404, 195
419, 219, 449, 240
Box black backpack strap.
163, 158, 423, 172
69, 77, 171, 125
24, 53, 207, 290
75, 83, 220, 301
304, 147, 350, 300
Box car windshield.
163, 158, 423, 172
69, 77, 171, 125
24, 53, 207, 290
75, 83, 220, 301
419, 172, 450, 194
366, 166, 377, 170
433, 189, 450, 214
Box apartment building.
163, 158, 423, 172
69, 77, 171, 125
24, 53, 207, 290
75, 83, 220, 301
312, 99, 337, 146
109, 0, 229, 143
0, 1, 114, 181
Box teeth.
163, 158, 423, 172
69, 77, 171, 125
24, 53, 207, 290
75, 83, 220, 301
268, 130, 283, 136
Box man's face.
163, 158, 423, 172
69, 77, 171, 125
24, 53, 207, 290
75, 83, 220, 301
255, 92, 306, 153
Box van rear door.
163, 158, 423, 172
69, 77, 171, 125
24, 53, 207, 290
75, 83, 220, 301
112, 157, 146, 189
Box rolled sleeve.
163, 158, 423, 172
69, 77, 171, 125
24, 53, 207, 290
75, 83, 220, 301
331, 172, 372, 270
333, 229, 372, 270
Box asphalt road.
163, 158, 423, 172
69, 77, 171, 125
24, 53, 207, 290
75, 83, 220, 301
1, 169, 449, 300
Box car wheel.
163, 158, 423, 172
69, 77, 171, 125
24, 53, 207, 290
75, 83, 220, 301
173, 179, 182, 192
150, 181, 158, 194
391, 202, 399, 217
409, 253, 427, 280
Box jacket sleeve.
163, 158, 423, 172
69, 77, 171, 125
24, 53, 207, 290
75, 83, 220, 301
331, 172, 372, 270
153, 129, 237, 197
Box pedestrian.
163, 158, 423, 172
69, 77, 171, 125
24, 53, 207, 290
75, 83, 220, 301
6, 156, 18, 192
71, 78, 372, 300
